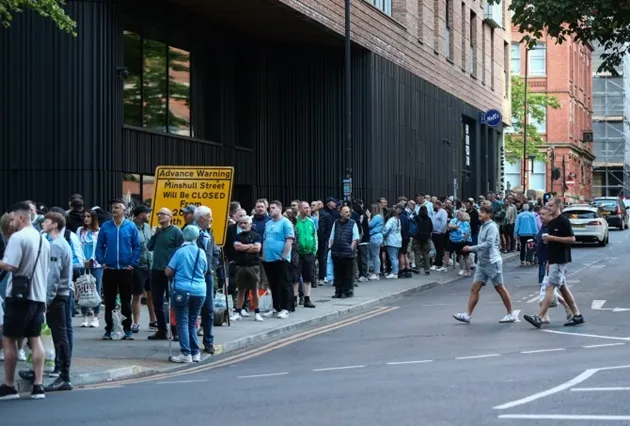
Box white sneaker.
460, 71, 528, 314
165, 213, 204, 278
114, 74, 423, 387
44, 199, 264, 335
230, 312, 242, 321
81, 317, 89, 328
541, 315, 551, 324
255, 313, 264, 322
240, 310, 250, 317
453, 313, 471, 323
437, 267, 448, 272
262, 310, 277, 318
18, 349, 26, 361
0, 350, 4, 361
324, 278, 328, 284
276, 309, 289, 319
368, 274, 380, 281
430, 265, 437, 271
411, 263, 417, 269
192, 353, 201, 362
89, 318, 100, 328
170, 353, 193, 363
458, 270, 465, 276
358, 276, 368, 283
385, 273, 397, 279
499, 313, 517, 323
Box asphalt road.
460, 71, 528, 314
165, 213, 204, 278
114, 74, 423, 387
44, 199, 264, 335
3, 229, 630, 426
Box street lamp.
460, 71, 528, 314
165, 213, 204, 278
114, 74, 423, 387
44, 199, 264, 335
522, 47, 529, 192
344, 0, 352, 201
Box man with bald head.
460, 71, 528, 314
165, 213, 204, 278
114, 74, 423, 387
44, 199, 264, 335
147, 208, 184, 340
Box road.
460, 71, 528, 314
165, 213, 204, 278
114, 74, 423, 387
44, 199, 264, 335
3, 229, 630, 425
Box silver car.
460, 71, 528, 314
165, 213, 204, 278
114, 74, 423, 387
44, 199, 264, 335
562, 206, 609, 246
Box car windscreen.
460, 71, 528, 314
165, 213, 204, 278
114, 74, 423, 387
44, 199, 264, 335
563, 210, 598, 220
592, 200, 617, 210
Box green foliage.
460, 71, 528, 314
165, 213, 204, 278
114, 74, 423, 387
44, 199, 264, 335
0, 0, 76, 35
505, 75, 560, 164
493, 0, 630, 75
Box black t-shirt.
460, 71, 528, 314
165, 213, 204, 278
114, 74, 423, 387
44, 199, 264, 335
234, 230, 262, 267
547, 214, 574, 264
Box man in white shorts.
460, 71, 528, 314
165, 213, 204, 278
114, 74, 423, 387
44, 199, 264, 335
453, 205, 516, 324
524, 197, 584, 328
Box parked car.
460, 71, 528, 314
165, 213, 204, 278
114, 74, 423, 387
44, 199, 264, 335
562, 206, 609, 246
591, 197, 629, 230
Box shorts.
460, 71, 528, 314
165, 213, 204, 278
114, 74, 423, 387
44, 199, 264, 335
2, 298, 46, 339
235, 265, 260, 291
132, 268, 151, 296
298, 253, 316, 283
447, 240, 468, 256
400, 239, 410, 255
473, 261, 504, 287
548, 263, 568, 287
504, 223, 515, 236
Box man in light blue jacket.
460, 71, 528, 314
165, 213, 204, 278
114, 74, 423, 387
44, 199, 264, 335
514, 203, 539, 265
96, 199, 140, 340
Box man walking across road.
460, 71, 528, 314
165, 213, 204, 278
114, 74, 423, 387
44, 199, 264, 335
453, 206, 516, 324
524, 198, 585, 328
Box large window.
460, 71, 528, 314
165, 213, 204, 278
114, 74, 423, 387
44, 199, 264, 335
511, 43, 520, 74
528, 43, 546, 76
529, 110, 547, 134
123, 31, 191, 136
469, 11, 477, 75
463, 123, 471, 167
365, 0, 392, 15
445, 0, 453, 60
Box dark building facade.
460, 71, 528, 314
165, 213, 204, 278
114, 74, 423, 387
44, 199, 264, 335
0, 0, 508, 211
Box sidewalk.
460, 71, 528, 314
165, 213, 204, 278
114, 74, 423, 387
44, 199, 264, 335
4, 253, 518, 390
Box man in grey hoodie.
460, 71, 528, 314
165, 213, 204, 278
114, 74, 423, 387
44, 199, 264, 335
453, 206, 516, 324
42, 212, 74, 392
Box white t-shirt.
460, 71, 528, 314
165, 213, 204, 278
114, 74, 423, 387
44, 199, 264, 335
3, 226, 50, 303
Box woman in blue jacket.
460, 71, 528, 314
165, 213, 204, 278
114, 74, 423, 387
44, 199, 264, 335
514, 203, 539, 265
367, 203, 384, 280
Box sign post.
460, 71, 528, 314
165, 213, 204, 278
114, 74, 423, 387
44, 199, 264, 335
150, 166, 234, 246
481, 109, 502, 128
565, 178, 575, 189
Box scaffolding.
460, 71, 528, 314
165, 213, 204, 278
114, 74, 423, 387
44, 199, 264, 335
592, 42, 630, 197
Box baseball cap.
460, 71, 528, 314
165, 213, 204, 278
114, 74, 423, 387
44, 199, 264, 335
325, 197, 337, 205
132, 205, 152, 216
183, 205, 197, 214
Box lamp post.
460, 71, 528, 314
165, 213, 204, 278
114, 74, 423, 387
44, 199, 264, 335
344, 0, 352, 201
522, 47, 529, 192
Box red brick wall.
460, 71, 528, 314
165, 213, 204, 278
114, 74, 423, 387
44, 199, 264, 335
279, 0, 511, 122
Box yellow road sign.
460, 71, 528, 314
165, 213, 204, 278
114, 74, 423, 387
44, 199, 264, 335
150, 166, 234, 246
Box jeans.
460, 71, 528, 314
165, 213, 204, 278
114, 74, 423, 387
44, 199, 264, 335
200, 274, 215, 346
356, 243, 369, 278
385, 246, 400, 275
151, 270, 170, 333
316, 240, 328, 281
66, 288, 74, 356
48, 296, 71, 381
326, 250, 334, 282
432, 233, 447, 267
538, 262, 546, 284
368, 236, 383, 275
174, 295, 205, 356
81, 267, 103, 316
332, 257, 354, 295
519, 236, 534, 262
103, 269, 133, 333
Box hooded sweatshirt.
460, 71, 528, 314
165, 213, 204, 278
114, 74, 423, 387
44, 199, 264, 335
66, 209, 85, 233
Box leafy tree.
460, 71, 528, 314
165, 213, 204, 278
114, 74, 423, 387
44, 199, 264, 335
502, 0, 630, 74
0, 0, 76, 35
505, 75, 560, 164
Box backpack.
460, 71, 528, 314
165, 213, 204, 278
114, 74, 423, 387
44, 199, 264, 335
408, 215, 419, 238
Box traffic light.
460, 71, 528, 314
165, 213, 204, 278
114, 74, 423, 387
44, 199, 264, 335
552, 167, 561, 181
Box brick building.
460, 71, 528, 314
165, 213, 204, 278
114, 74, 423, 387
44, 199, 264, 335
1, 0, 511, 210
508, 27, 595, 201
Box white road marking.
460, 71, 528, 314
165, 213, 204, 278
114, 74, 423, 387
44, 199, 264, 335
386, 360, 433, 366
571, 387, 630, 392
456, 354, 501, 360
237, 372, 289, 379
498, 414, 630, 421
313, 365, 365, 372
591, 264, 606, 269
494, 365, 630, 410
421, 303, 453, 307
591, 299, 612, 310
521, 348, 565, 354
565, 279, 581, 284
156, 379, 209, 385
583, 343, 626, 349
542, 329, 630, 342
526, 296, 539, 304
613, 307, 630, 312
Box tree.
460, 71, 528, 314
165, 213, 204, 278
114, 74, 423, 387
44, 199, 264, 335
505, 75, 561, 164
502, 0, 630, 74
0, 0, 76, 35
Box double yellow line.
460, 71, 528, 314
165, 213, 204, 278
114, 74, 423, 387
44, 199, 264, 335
81, 306, 398, 389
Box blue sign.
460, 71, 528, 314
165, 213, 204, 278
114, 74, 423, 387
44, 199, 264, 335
483, 109, 502, 127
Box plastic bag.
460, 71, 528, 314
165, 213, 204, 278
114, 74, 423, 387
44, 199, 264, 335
429, 240, 436, 259
538, 276, 559, 308
26, 323, 56, 372
76, 271, 101, 309
257, 289, 273, 313
214, 291, 234, 311
111, 309, 125, 340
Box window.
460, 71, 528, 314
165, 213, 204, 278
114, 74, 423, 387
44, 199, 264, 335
490, 28, 495, 89
366, 0, 392, 15
464, 123, 471, 167
122, 31, 192, 136
528, 43, 546, 76
461, 2, 466, 70
445, 0, 453, 60
418, 0, 424, 42
481, 23, 487, 84
503, 42, 509, 96
511, 42, 520, 74
469, 11, 477, 75
529, 109, 547, 134
530, 160, 547, 191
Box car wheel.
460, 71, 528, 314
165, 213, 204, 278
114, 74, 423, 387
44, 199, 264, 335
599, 235, 607, 246
625, 221, 629, 230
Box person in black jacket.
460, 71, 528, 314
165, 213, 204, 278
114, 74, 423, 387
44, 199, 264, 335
412, 205, 434, 275
316, 206, 333, 284
465, 199, 480, 264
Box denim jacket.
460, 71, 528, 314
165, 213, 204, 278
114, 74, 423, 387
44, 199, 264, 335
383, 217, 402, 248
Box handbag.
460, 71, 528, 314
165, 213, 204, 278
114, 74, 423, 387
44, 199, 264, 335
76, 270, 101, 308
172, 246, 200, 308
11, 235, 43, 300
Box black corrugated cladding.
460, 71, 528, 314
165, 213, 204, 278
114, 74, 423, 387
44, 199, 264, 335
0, 0, 122, 210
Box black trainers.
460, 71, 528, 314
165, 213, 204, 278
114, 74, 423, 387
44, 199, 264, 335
203, 345, 215, 355
0, 384, 19, 400
564, 315, 585, 327
30, 384, 46, 399
19, 369, 35, 382
44, 377, 73, 392
147, 331, 168, 340
303, 299, 316, 308
524, 314, 543, 329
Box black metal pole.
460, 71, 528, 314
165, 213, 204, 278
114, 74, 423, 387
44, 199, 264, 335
344, 0, 352, 199
522, 48, 529, 192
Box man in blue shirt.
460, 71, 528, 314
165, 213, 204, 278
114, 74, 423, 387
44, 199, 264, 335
262, 201, 294, 320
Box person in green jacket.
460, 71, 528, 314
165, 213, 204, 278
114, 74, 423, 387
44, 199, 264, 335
295, 202, 318, 308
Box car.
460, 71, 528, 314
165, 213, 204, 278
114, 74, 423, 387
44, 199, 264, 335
562, 206, 609, 246
591, 197, 629, 230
